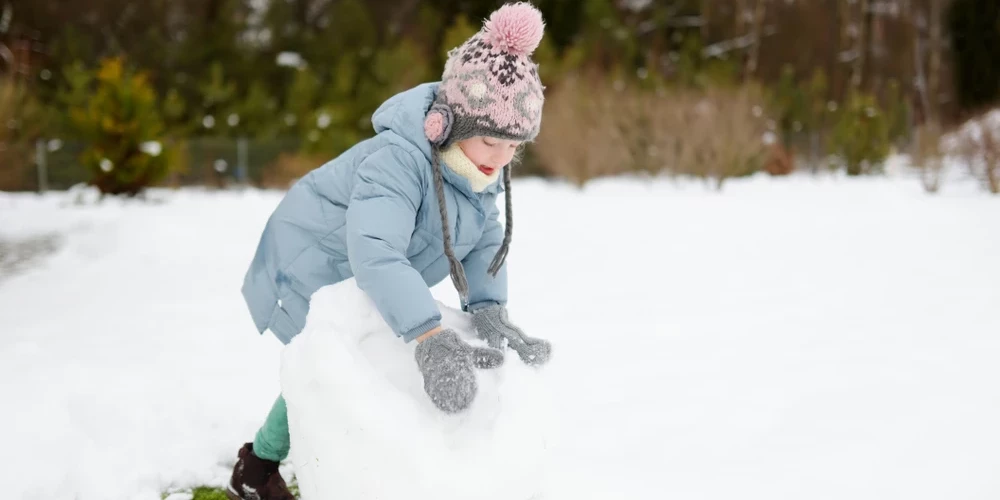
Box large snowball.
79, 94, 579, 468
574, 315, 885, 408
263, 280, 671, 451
280, 279, 556, 500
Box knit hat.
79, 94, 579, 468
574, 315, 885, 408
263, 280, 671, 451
423, 2, 546, 307
424, 2, 546, 148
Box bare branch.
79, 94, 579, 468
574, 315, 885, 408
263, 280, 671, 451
702, 33, 756, 58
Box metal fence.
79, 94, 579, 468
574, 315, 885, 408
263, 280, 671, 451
3, 134, 553, 193
5, 136, 304, 192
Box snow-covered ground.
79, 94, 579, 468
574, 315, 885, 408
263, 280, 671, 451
2, 171, 999, 500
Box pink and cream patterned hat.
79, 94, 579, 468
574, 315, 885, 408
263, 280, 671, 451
424, 2, 546, 148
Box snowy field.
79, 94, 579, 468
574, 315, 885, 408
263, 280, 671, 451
2, 170, 999, 500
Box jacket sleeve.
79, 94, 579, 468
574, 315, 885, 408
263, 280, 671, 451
345, 146, 441, 343
462, 191, 509, 312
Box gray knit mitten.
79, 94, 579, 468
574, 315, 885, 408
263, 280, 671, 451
472, 304, 551, 366
414, 329, 504, 413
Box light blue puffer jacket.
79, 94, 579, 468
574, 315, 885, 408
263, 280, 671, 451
241, 82, 507, 345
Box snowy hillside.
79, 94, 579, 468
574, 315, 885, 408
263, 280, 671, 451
2, 173, 999, 500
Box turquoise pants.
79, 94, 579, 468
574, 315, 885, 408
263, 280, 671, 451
253, 395, 290, 462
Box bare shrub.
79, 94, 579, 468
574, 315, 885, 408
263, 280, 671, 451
945, 110, 1000, 195
533, 76, 638, 185
666, 84, 771, 189
912, 122, 946, 194
534, 77, 771, 188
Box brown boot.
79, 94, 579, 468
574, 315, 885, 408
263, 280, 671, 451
226, 443, 296, 500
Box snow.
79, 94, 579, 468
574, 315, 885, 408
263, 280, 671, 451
944, 108, 1000, 148
282, 280, 553, 500
1, 173, 999, 500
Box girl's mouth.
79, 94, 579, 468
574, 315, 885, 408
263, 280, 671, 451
478, 165, 497, 176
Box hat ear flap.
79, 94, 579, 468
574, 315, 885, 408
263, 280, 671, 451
424, 103, 454, 147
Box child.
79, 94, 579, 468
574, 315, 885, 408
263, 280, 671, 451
225, 3, 552, 499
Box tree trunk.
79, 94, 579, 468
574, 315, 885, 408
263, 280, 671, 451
735, 0, 747, 36
735, 0, 748, 75
701, 0, 711, 43
913, 9, 931, 125
837, 0, 852, 96
744, 0, 767, 80
851, 0, 869, 90
928, 0, 942, 123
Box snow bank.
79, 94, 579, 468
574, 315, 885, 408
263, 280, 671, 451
280, 279, 556, 500
3, 177, 998, 500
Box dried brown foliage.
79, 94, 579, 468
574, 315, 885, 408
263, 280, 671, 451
912, 122, 946, 194
534, 78, 771, 189
945, 110, 1000, 195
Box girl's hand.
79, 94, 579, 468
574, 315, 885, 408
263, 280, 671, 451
414, 329, 504, 413
472, 304, 552, 366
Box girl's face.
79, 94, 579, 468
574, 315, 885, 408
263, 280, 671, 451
457, 136, 522, 177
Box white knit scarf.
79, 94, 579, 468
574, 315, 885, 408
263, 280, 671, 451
439, 144, 501, 193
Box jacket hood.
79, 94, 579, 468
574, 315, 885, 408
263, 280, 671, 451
371, 82, 439, 164
370, 82, 503, 197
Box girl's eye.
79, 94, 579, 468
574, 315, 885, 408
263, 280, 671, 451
482, 138, 496, 147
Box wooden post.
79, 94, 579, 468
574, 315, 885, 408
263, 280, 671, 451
35, 139, 48, 194
237, 136, 249, 185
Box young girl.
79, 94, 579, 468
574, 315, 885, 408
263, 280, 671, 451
226, 3, 552, 499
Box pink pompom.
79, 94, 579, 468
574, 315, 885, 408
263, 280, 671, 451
424, 112, 445, 142
483, 2, 545, 56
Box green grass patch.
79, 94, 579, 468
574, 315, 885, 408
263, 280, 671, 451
192, 486, 231, 500
161, 475, 299, 500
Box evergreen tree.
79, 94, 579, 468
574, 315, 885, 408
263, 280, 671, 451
830, 90, 891, 176
65, 57, 171, 196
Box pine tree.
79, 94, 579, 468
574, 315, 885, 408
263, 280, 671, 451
65, 57, 171, 196
830, 90, 891, 176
